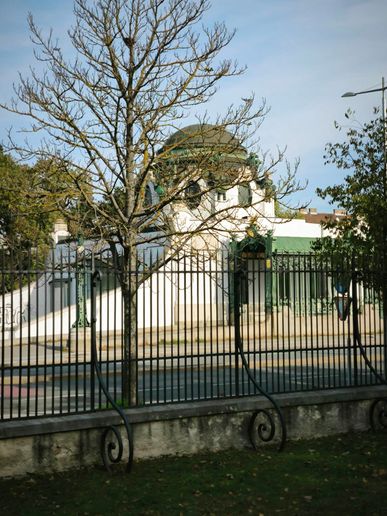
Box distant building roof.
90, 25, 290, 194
298, 208, 348, 225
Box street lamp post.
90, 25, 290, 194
73, 234, 90, 329
67, 234, 90, 350
342, 77, 387, 187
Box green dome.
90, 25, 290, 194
160, 124, 247, 160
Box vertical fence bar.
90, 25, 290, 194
9, 250, 14, 418
183, 253, 188, 402
105, 252, 110, 405
150, 248, 154, 405
298, 253, 304, 391
220, 250, 227, 397
227, 250, 233, 397
383, 266, 387, 381
135, 251, 139, 407
49, 247, 55, 416
170, 253, 175, 402
240, 257, 246, 397
89, 250, 95, 411
141, 249, 146, 405
17, 252, 22, 418
98, 252, 103, 410
177, 251, 181, 402
352, 267, 359, 386
209, 254, 214, 399
196, 252, 201, 400
203, 252, 208, 399
58, 247, 63, 415
42, 254, 48, 416
156, 250, 160, 404
34, 246, 39, 417
0, 252, 4, 419
189, 253, 198, 400
266, 253, 272, 392
250, 254, 256, 394
233, 252, 240, 398
113, 251, 118, 403
287, 254, 302, 390
163, 260, 167, 403
24, 247, 30, 418
66, 245, 72, 414
215, 251, 220, 398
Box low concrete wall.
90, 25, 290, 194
1, 386, 386, 478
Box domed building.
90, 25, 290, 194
153, 123, 326, 323
159, 123, 248, 162
155, 123, 275, 235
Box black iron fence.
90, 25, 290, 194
0, 246, 385, 420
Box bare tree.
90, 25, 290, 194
1, 0, 303, 404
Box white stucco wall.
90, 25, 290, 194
259, 217, 324, 238
2, 254, 230, 341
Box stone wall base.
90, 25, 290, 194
1, 386, 386, 478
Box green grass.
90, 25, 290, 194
1, 431, 387, 515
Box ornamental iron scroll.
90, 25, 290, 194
348, 269, 387, 433
233, 265, 287, 451
90, 270, 134, 473
370, 398, 387, 431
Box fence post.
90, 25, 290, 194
265, 232, 273, 314
90, 256, 96, 411
351, 267, 359, 387
383, 265, 387, 380
233, 254, 241, 397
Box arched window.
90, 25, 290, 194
216, 189, 227, 202
184, 181, 202, 209
238, 182, 252, 207
144, 185, 153, 207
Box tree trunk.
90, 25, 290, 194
121, 246, 138, 407
383, 283, 387, 381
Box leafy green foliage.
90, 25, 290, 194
0, 148, 94, 247
0, 150, 55, 290
0, 149, 54, 248
314, 111, 387, 293
0, 149, 94, 292
274, 199, 303, 219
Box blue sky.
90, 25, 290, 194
0, 0, 386, 210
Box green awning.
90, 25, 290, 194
272, 236, 317, 253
